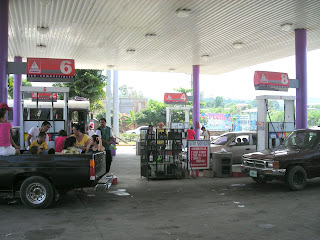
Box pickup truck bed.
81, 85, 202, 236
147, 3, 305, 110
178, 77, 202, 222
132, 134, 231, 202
0, 152, 112, 208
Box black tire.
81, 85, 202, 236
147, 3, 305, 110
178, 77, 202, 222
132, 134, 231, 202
252, 177, 267, 184
286, 165, 307, 191
20, 176, 54, 209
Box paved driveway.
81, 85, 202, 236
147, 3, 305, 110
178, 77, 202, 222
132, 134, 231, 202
1, 146, 320, 240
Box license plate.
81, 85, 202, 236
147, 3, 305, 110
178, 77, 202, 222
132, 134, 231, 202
250, 170, 257, 177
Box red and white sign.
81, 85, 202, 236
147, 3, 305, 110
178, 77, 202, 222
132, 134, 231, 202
164, 93, 187, 103
254, 71, 289, 91
27, 58, 75, 82
187, 140, 210, 170
31, 93, 58, 102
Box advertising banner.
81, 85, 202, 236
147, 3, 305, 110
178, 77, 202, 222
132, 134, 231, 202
187, 140, 210, 170
233, 114, 257, 131
27, 58, 75, 82
200, 113, 232, 131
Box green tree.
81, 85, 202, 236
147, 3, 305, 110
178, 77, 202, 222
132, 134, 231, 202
214, 96, 224, 108
173, 87, 192, 94
135, 100, 167, 125
7, 76, 32, 99
54, 69, 107, 111
123, 110, 137, 128
119, 85, 143, 98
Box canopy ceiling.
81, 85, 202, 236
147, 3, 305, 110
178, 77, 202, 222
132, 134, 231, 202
8, 0, 320, 74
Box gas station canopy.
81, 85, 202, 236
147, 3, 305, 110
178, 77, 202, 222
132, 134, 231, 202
8, 0, 320, 74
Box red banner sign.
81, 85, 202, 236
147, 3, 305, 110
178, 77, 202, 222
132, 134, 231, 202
31, 93, 58, 102
27, 58, 75, 82
187, 140, 210, 170
254, 71, 289, 91
164, 93, 187, 103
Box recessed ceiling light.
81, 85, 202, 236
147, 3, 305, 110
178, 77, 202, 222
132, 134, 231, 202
281, 23, 294, 31
107, 65, 115, 68
37, 26, 49, 34
176, 8, 191, 18
201, 54, 210, 60
126, 49, 136, 54
39, 0, 51, 5
169, 68, 176, 72
233, 42, 244, 49
36, 44, 46, 50
145, 33, 157, 40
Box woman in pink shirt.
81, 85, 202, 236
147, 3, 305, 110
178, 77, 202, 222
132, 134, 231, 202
55, 130, 67, 153
0, 110, 19, 155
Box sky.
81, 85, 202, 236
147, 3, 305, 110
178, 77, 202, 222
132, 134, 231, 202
113, 49, 320, 103
32, 48, 320, 103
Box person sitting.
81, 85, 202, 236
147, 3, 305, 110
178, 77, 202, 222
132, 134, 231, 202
242, 138, 248, 145
61, 136, 80, 154
236, 137, 242, 145
0, 109, 19, 155
55, 130, 67, 153
30, 146, 39, 155
30, 132, 48, 154
71, 124, 90, 153
27, 120, 51, 149
85, 135, 105, 154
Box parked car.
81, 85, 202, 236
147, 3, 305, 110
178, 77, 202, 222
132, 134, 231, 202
210, 131, 257, 164
241, 128, 320, 191
125, 126, 148, 134
0, 152, 113, 209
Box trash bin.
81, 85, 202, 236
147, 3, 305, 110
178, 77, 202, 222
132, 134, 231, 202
212, 151, 233, 177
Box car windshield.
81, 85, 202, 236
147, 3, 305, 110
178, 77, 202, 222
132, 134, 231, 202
283, 131, 319, 149
211, 134, 234, 145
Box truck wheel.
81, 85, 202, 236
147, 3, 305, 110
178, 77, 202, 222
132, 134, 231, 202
20, 176, 54, 209
252, 177, 267, 184
286, 166, 307, 191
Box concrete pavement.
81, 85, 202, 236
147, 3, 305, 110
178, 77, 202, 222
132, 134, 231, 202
1, 146, 320, 240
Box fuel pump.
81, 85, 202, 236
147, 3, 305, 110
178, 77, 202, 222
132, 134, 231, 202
256, 95, 295, 151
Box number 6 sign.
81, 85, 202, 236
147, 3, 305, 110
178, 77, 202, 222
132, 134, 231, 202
27, 58, 75, 82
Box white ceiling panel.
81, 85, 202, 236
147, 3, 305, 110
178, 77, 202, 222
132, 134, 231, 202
7, 0, 320, 74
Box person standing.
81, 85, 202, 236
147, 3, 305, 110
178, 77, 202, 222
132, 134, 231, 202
186, 126, 196, 140
201, 126, 211, 140
87, 125, 95, 137
96, 118, 115, 173
27, 120, 51, 148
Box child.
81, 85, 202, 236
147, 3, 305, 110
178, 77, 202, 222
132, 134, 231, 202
62, 136, 80, 154
30, 146, 39, 155
0, 110, 19, 155
30, 132, 49, 154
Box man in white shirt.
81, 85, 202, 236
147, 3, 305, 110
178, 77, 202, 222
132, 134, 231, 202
27, 121, 51, 148
201, 126, 211, 140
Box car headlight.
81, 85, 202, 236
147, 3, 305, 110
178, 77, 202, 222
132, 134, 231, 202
267, 162, 274, 168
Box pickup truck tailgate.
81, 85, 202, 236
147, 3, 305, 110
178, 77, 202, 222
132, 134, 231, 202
94, 152, 106, 179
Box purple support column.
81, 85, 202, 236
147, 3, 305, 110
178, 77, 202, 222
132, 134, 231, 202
295, 29, 307, 129
193, 65, 200, 139
0, 0, 9, 103
13, 56, 22, 126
